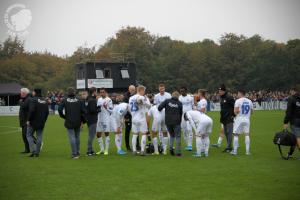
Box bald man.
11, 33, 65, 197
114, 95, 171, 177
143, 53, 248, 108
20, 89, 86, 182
124, 85, 140, 151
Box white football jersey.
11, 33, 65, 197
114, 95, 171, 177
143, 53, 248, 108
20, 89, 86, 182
97, 96, 113, 122
112, 103, 128, 121
185, 110, 211, 125
179, 94, 194, 113
148, 105, 163, 122
154, 92, 171, 105
129, 94, 151, 122
234, 97, 253, 119
197, 98, 207, 113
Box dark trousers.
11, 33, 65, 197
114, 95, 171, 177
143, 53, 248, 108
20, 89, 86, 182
167, 124, 181, 154
125, 119, 140, 150
21, 125, 30, 152
223, 122, 233, 149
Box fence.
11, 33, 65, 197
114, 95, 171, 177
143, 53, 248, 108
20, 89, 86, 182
0, 101, 288, 115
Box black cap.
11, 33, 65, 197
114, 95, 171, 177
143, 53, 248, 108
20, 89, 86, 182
218, 84, 226, 91
34, 89, 42, 96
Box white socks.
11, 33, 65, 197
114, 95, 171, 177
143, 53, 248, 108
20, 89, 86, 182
132, 134, 138, 152
188, 131, 193, 147
245, 135, 250, 154
233, 135, 239, 153
196, 137, 203, 155
105, 136, 110, 152
153, 137, 158, 153
196, 136, 210, 155
141, 135, 147, 152
217, 136, 223, 145
115, 134, 122, 151
204, 136, 210, 155
163, 137, 168, 152
97, 137, 104, 152
159, 131, 163, 144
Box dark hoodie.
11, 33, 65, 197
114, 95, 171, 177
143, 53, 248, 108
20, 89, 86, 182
284, 93, 300, 127
58, 94, 86, 129
220, 92, 235, 124
158, 97, 183, 126
28, 94, 49, 130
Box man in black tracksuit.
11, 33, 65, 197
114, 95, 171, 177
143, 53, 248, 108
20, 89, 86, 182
85, 87, 99, 156
219, 84, 235, 152
58, 87, 86, 159
27, 89, 49, 157
284, 87, 300, 151
158, 91, 183, 156
19, 88, 34, 153
124, 85, 140, 151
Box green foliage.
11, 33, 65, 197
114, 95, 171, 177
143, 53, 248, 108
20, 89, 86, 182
0, 27, 300, 93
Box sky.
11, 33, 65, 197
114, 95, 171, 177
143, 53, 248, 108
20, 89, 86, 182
0, 0, 299, 56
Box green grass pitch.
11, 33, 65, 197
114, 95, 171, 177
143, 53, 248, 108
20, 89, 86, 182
0, 111, 299, 200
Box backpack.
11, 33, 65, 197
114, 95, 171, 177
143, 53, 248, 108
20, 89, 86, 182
273, 130, 297, 160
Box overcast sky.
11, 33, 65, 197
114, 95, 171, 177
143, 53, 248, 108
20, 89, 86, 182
0, 0, 299, 56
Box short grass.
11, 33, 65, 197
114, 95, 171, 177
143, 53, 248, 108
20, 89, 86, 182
0, 111, 299, 200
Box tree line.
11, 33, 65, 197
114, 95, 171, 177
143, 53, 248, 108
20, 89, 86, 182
0, 26, 299, 93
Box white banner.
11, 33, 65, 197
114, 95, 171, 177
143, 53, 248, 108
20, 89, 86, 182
76, 79, 86, 89
87, 79, 113, 88
0, 106, 20, 115
209, 101, 288, 112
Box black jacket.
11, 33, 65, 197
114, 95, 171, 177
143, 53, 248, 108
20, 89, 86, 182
19, 94, 31, 127
220, 92, 235, 124
58, 95, 86, 129
28, 96, 49, 130
284, 93, 300, 127
124, 91, 134, 120
85, 95, 98, 125
158, 97, 182, 126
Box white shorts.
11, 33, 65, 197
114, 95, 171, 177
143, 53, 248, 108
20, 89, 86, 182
132, 120, 148, 134
195, 119, 213, 136
97, 121, 110, 132
233, 118, 250, 134
110, 117, 122, 133
152, 119, 167, 132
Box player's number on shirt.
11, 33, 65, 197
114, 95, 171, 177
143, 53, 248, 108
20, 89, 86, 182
130, 101, 139, 112
241, 103, 250, 114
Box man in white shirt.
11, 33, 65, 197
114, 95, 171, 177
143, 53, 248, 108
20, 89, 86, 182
96, 88, 113, 155
184, 110, 213, 157
231, 89, 253, 156
111, 94, 128, 155
129, 85, 151, 155
196, 89, 207, 113
179, 87, 194, 151
154, 84, 171, 144
147, 98, 168, 155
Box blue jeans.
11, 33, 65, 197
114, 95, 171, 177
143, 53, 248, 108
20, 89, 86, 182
67, 128, 81, 157
26, 126, 43, 154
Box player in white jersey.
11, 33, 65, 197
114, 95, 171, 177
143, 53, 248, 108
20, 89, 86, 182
154, 84, 171, 144
184, 110, 213, 157
231, 89, 253, 156
196, 89, 207, 113
110, 94, 129, 155
147, 97, 168, 155
129, 85, 151, 155
179, 87, 194, 151
96, 88, 113, 155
